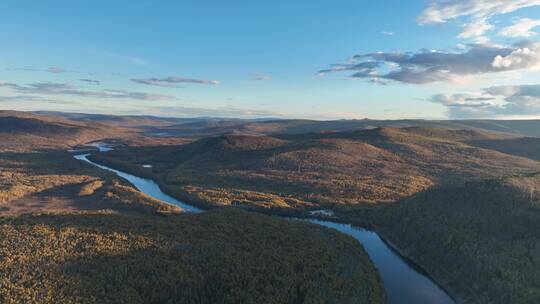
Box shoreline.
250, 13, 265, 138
374, 230, 464, 304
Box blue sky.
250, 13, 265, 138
2, 1, 540, 119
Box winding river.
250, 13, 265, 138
74, 146, 454, 304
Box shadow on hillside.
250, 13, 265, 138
469, 137, 540, 161
0, 150, 109, 178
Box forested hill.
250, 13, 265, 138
0, 209, 385, 304
92, 127, 540, 209
352, 174, 540, 303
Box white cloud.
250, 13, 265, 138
431, 84, 540, 118
500, 18, 540, 38
418, 0, 540, 24
320, 43, 513, 84
458, 18, 493, 39
320, 41, 540, 84
419, 0, 540, 48
492, 42, 540, 70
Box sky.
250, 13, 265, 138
2, 0, 540, 120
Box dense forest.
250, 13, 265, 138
0, 209, 384, 304
337, 174, 540, 303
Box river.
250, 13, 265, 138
74, 147, 454, 304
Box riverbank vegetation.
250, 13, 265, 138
0, 208, 384, 304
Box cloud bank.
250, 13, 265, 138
131, 76, 220, 87
0, 82, 175, 101
319, 41, 540, 84
418, 0, 540, 24
419, 1, 540, 43
432, 84, 540, 118
6, 66, 74, 74
79, 79, 101, 85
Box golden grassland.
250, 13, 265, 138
0, 209, 384, 304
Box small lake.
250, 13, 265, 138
74, 146, 454, 304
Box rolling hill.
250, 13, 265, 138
91, 127, 540, 209
0, 111, 123, 151
5, 110, 540, 302
36, 110, 540, 138
0, 111, 386, 303
89, 126, 540, 302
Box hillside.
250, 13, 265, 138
91, 127, 540, 209
0, 209, 384, 304
338, 174, 540, 304
0, 111, 190, 215
0, 150, 180, 216
469, 137, 540, 161
0, 141, 385, 303
87, 126, 540, 302
135, 118, 540, 138
0, 111, 122, 151
0, 111, 190, 151
35, 111, 194, 128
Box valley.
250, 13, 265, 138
75, 145, 453, 304
2, 111, 540, 303
7, 2, 540, 303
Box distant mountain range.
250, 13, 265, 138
35, 110, 540, 138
